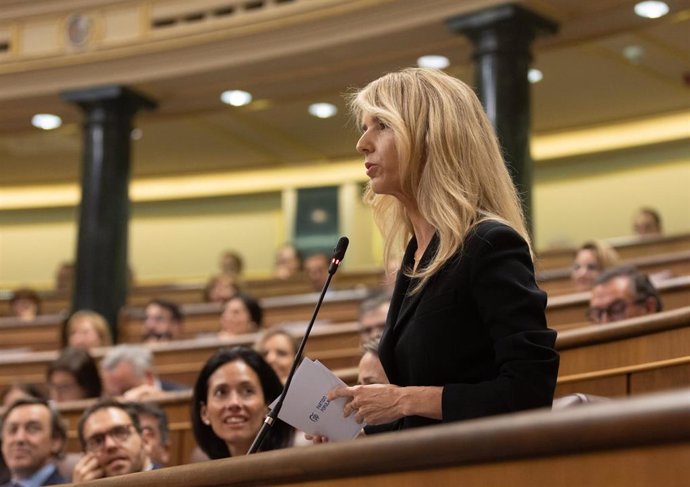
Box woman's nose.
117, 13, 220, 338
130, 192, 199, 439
356, 132, 371, 154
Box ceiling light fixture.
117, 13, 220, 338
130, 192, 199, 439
308, 103, 337, 119
623, 45, 645, 63
31, 114, 62, 130
416, 55, 450, 69
634, 1, 669, 19
528, 68, 543, 83
220, 90, 252, 106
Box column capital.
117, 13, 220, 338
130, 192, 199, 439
62, 84, 157, 113
448, 3, 557, 39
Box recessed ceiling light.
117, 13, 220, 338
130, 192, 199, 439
31, 113, 62, 130
528, 68, 543, 83
308, 103, 337, 119
623, 45, 645, 63
634, 1, 669, 19
416, 55, 450, 69
220, 90, 252, 106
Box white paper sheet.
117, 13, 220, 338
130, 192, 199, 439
274, 358, 362, 442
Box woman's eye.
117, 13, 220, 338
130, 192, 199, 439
378, 122, 387, 130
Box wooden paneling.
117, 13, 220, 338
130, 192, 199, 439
48, 388, 690, 487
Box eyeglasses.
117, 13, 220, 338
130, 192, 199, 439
587, 299, 644, 323
573, 263, 599, 272
84, 424, 134, 452
359, 322, 386, 338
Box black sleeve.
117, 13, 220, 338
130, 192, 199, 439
442, 224, 560, 421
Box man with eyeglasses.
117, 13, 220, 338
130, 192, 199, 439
143, 299, 184, 343
587, 265, 662, 324
357, 293, 390, 346
0, 398, 67, 487
72, 399, 153, 482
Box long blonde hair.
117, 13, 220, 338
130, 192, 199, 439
348, 68, 530, 292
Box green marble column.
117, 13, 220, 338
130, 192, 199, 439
448, 4, 557, 235
62, 85, 156, 341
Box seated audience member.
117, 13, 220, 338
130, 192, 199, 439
273, 243, 303, 280
54, 262, 74, 294
143, 299, 184, 342
218, 294, 262, 337
101, 345, 187, 400
588, 266, 663, 324
1, 398, 67, 486
357, 294, 390, 345
47, 347, 102, 403
633, 207, 663, 236
125, 402, 171, 467
203, 273, 241, 303
219, 250, 244, 277
62, 310, 113, 350
303, 253, 330, 291
72, 399, 153, 482
357, 337, 388, 386
570, 240, 620, 292
192, 347, 293, 458
9, 288, 41, 321
1, 384, 46, 408
0, 452, 8, 485
255, 328, 298, 384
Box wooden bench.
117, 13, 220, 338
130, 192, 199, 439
118, 288, 369, 342
535, 231, 690, 271
556, 354, 690, 399
0, 322, 362, 390
556, 306, 690, 377
538, 249, 690, 296
52, 388, 690, 486
546, 274, 690, 328
0, 313, 66, 351
0, 270, 384, 317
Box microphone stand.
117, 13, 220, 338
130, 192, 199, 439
247, 239, 347, 454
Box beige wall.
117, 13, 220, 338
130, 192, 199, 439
1, 139, 688, 289
533, 139, 690, 249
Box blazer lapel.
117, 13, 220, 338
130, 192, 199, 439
391, 233, 439, 333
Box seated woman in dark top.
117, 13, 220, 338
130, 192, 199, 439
191, 347, 293, 458
46, 347, 102, 403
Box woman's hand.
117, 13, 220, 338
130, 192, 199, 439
304, 433, 330, 444
328, 384, 405, 425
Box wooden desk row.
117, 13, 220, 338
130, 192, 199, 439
1, 271, 683, 352
3, 232, 688, 318
0, 270, 384, 317
0, 322, 362, 390
58, 387, 690, 486
538, 249, 690, 296
7, 306, 690, 469
2, 302, 689, 400
535, 231, 690, 271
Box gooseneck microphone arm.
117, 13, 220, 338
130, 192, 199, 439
247, 236, 349, 455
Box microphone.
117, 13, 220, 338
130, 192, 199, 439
328, 236, 349, 274
248, 236, 349, 454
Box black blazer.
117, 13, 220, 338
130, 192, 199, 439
369, 220, 559, 432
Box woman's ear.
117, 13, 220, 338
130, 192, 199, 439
200, 402, 211, 426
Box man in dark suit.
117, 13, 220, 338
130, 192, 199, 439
100, 345, 187, 401
588, 265, 662, 324
1, 398, 67, 486
72, 400, 154, 483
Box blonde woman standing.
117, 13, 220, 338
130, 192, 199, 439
328, 68, 560, 434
